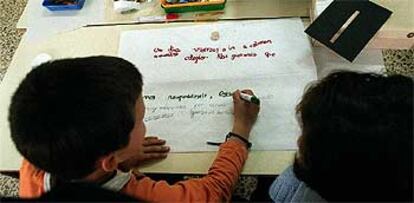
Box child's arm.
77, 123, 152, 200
123, 139, 247, 202
122, 89, 260, 202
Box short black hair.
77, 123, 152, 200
293, 71, 413, 201
9, 56, 143, 179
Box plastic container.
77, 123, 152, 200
42, 0, 86, 11
160, 0, 226, 13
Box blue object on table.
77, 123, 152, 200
42, 0, 86, 11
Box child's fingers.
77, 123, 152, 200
240, 89, 255, 105
241, 89, 254, 96
232, 89, 242, 103
143, 138, 166, 146
143, 145, 170, 153
145, 136, 159, 140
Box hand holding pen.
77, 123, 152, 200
206, 89, 260, 148
231, 89, 260, 140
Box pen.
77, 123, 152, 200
239, 92, 260, 105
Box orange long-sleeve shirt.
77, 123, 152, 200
20, 140, 248, 202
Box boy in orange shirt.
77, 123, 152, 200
9, 56, 260, 202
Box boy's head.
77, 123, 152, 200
294, 71, 413, 201
9, 56, 145, 179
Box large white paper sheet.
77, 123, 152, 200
143, 75, 315, 152
119, 19, 317, 151
119, 19, 316, 84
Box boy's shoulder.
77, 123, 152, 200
269, 165, 325, 202
19, 159, 46, 198
20, 160, 135, 197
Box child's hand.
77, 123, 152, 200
139, 136, 170, 160
119, 136, 170, 171
231, 89, 260, 140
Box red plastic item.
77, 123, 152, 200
166, 13, 180, 20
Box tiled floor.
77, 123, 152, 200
0, 174, 18, 197
0, 0, 27, 81
0, 0, 26, 197
383, 49, 414, 76
0, 0, 413, 198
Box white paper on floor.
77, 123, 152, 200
119, 19, 318, 151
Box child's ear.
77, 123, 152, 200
98, 154, 118, 172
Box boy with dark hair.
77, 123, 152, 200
9, 56, 260, 201
269, 71, 413, 201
